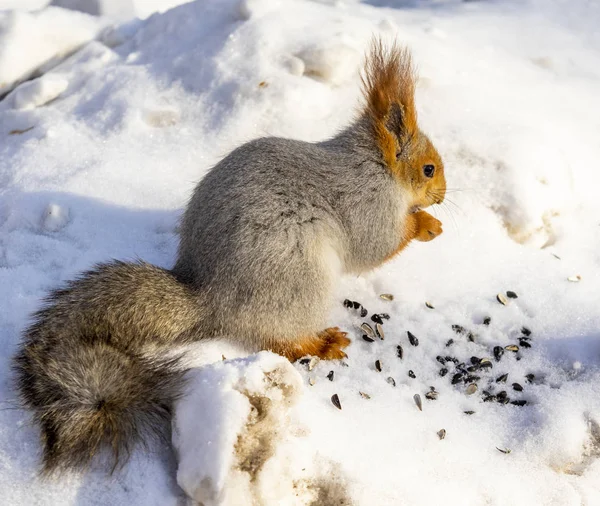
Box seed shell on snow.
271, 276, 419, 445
425, 390, 439, 400
464, 410, 475, 415
386, 376, 396, 387
425, 301, 435, 309
496, 373, 509, 383
308, 357, 319, 370
371, 314, 383, 325
407, 331, 419, 346
496, 447, 512, 454
505, 345, 519, 352
506, 290, 518, 299
512, 382, 523, 392
380, 293, 394, 301
408, 370, 416, 379
375, 360, 382, 372
519, 339, 532, 348
375, 323, 384, 340
496, 293, 509, 305
567, 275, 581, 282
309, 377, 316, 386
511, 400, 527, 406
359, 391, 371, 399
437, 429, 446, 440
439, 368, 448, 377
360, 307, 368, 317
362, 334, 375, 343
525, 373, 535, 383
483, 317, 491, 326
466, 383, 478, 395
493, 346, 504, 361
413, 394, 423, 411
396, 345, 404, 359
327, 371, 334, 381
331, 394, 342, 410
343, 299, 353, 308
361, 323, 376, 339
521, 327, 532, 336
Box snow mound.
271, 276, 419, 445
173, 352, 305, 506
0, 7, 107, 96
10, 74, 69, 110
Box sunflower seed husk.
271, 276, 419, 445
436, 356, 446, 365
494, 346, 504, 362
362, 334, 374, 343
525, 373, 535, 383
327, 371, 334, 381
464, 410, 475, 415
497, 293, 509, 305
375, 360, 382, 372
567, 275, 581, 282
439, 367, 448, 377
425, 390, 439, 400
360, 307, 368, 317
506, 291, 518, 299
309, 377, 316, 386
437, 429, 446, 440
466, 383, 478, 395
380, 313, 391, 320
308, 357, 319, 370
512, 382, 523, 392
446, 339, 454, 347
408, 370, 416, 379
483, 395, 497, 402
483, 317, 492, 326
470, 356, 480, 365
505, 345, 519, 352
425, 302, 435, 309
496, 447, 511, 454
413, 394, 423, 411
407, 331, 419, 346
343, 299, 353, 308
331, 394, 342, 410
451, 373, 464, 385
511, 400, 527, 406
519, 339, 532, 348
352, 301, 360, 309
467, 365, 479, 373
380, 293, 394, 301
396, 345, 404, 360
361, 323, 375, 338
371, 314, 383, 325
359, 391, 371, 399
452, 324, 466, 334
521, 327, 532, 336
386, 376, 396, 387
375, 323, 384, 340
496, 373, 509, 383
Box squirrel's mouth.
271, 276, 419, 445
408, 205, 421, 214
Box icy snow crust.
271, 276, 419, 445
0, 0, 599, 504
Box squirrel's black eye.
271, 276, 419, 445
423, 164, 435, 178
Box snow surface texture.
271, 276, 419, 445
0, 0, 599, 505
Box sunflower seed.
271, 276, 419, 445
425, 302, 435, 309
375, 323, 384, 340
327, 371, 334, 381
466, 383, 478, 395
446, 339, 454, 347
436, 356, 446, 365
512, 382, 523, 392
464, 374, 481, 383
408, 370, 416, 379
439, 368, 448, 377
464, 410, 475, 415
567, 275, 581, 282
309, 377, 316, 386
451, 373, 464, 385
375, 360, 382, 372
361, 323, 375, 338
525, 373, 535, 383
511, 400, 527, 406
414, 394, 423, 411
396, 345, 404, 359
506, 291, 518, 299
494, 346, 504, 361
505, 345, 519, 352
407, 331, 419, 346
386, 376, 396, 387
470, 356, 481, 365
467, 365, 479, 373
352, 301, 360, 309
519, 339, 532, 348
483, 395, 496, 402
496, 373, 509, 383
521, 327, 532, 336
483, 317, 492, 326
380, 293, 394, 301
331, 394, 342, 410
299, 358, 310, 365
362, 334, 374, 343
371, 314, 383, 325
380, 313, 391, 320
425, 390, 439, 400
360, 307, 368, 318
343, 299, 353, 308
497, 293, 509, 305
496, 447, 511, 454
437, 429, 446, 440
359, 391, 371, 399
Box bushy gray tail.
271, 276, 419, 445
14, 340, 186, 474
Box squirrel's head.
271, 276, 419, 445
361, 39, 446, 211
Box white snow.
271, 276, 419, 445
0, 0, 599, 505
10, 74, 69, 110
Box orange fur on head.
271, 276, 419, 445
361, 39, 418, 173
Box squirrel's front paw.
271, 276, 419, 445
413, 210, 443, 242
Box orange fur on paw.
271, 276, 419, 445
267, 327, 351, 362
412, 210, 442, 242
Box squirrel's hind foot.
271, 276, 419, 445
268, 327, 350, 362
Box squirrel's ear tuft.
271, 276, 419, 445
361, 39, 417, 167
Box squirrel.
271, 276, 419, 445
13, 40, 445, 475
